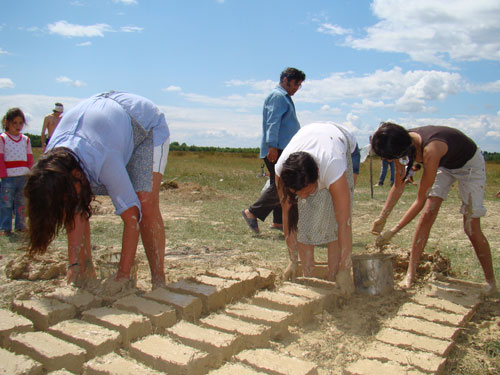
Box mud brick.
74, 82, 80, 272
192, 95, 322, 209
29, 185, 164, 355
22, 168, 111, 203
235, 348, 318, 375
254, 268, 276, 289
192, 275, 242, 304
208, 362, 268, 374
0, 346, 42, 375
166, 320, 239, 365
295, 278, 342, 310
46, 370, 74, 375
206, 267, 260, 297
376, 328, 454, 356
143, 287, 202, 321
82, 307, 151, 347
200, 313, 271, 349
425, 280, 481, 308
225, 303, 293, 339
251, 290, 316, 325
0, 308, 33, 348
84, 352, 158, 375
385, 315, 459, 341
45, 286, 102, 312
296, 264, 329, 279
113, 295, 177, 332
398, 303, 465, 326
412, 294, 472, 318
361, 341, 447, 374
279, 282, 332, 314
166, 278, 225, 314
8, 331, 85, 373
345, 358, 425, 375
12, 298, 76, 330
48, 319, 121, 360
129, 334, 212, 375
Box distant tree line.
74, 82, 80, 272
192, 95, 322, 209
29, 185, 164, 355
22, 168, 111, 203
24, 134, 500, 162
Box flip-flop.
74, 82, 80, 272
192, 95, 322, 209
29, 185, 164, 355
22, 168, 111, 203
241, 210, 259, 233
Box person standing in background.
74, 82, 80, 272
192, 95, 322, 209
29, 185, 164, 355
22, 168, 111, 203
242, 67, 306, 233
41, 103, 63, 152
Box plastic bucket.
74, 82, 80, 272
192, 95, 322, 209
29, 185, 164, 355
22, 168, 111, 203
352, 254, 394, 295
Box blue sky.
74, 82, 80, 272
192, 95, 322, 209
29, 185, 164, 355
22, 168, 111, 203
1, 0, 500, 151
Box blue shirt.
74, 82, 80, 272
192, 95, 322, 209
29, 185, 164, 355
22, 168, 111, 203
259, 85, 301, 159
47, 92, 170, 216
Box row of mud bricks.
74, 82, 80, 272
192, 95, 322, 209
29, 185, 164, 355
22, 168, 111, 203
0, 264, 483, 375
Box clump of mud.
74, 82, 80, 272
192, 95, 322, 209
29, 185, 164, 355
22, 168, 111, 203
363, 243, 453, 282
5, 253, 67, 280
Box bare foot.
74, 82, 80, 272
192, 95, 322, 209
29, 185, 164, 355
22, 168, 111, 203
399, 274, 413, 289
481, 282, 498, 297
336, 269, 355, 296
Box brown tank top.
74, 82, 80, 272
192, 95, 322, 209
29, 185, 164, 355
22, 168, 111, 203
409, 126, 477, 169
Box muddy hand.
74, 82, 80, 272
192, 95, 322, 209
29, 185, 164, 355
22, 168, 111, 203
336, 269, 355, 296
370, 216, 387, 235
284, 260, 298, 281
376, 230, 394, 247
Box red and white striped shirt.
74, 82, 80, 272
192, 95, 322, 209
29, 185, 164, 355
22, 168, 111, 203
0, 132, 34, 177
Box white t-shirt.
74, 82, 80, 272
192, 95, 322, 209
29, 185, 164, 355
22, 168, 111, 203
275, 122, 350, 190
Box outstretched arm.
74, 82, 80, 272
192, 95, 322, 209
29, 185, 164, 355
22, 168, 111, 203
117, 205, 141, 281
276, 175, 299, 280
370, 160, 406, 234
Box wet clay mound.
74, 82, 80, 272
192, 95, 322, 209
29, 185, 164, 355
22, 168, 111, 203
5, 253, 67, 281
363, 243, 453, 282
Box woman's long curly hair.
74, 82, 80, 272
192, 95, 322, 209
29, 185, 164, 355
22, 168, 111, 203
371, 122, 416, 181
24, 147, 94, 255
279, 152, 318, 233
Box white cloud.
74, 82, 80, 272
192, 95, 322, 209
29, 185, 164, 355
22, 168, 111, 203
162, 86, 182, 92
112, 0, 138, 4
298, 67, 463, 113
341, 0, 500, 66
0, 78, 14, 88
0, 48, 8, 55
216, 0, 225, 3
120, 26, 143, 33
48, 20, 112, 37
317, 23, 352, 36
76, 41, 92, 47
56, 76, 87, 88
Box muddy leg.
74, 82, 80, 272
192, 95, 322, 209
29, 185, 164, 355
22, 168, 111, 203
297, 242, 315, 277
326, 240, 340, 281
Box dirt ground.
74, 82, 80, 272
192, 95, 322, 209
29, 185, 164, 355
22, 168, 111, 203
0, 183, 499, 374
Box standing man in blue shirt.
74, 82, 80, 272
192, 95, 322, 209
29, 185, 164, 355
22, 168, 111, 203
242, 67, 306, 233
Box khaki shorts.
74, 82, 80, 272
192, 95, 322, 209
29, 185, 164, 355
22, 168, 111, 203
429, 149, 486, 218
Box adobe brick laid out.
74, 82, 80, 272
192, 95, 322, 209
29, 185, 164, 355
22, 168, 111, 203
113, 295, 177, 332
208, 362, 267, 374
46, 370, 75, 375
192, 275, 243, 305
376, 327, 454, 356
47, 319, 121, 360
0, 308, 33, 348
84, 352, 158, 375
360, 341, 447, 374
45, 286, 102, 313
200, 312, 272, 349
82, 307, 152, 347
385, 315, 459, 341
345, 358, 425, 375
206, 267, 261, 297
425, 280, 482, 308
166, 320, 240, 366
8, 331, 86, 373
0, 346, 42, 375
235, 348, 318, 375
12, 298, 76, 330
224, 302, 293, 339
166, 279, 226, 314
278, 281, 332, 314
143, 287, 202, 321
398, 303, 465, 327
129, 334, 212, 375
251, 290, 316, 325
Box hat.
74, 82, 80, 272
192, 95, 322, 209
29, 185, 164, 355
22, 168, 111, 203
54, 104, 64, 113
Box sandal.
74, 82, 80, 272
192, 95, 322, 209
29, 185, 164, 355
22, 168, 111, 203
241, 210, 259, 233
